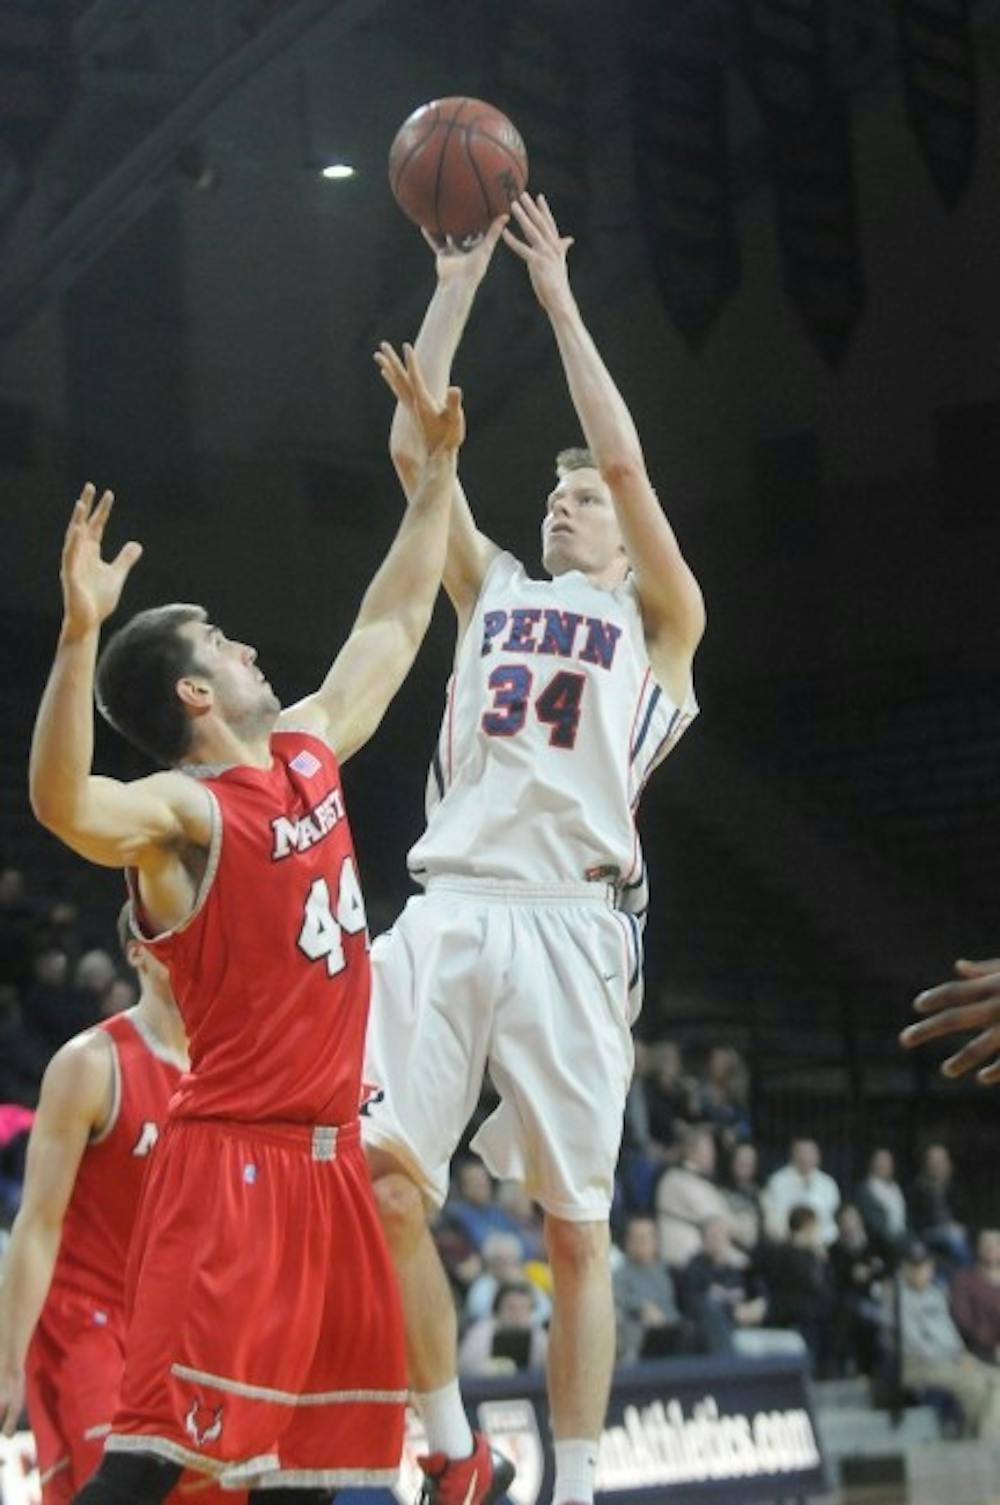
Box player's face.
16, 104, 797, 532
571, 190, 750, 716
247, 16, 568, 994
541, 468, 626, 579
178, 620, 281, 731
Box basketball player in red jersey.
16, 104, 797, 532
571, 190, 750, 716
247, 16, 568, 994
26, 345, 464, 1504
0, 909, 241, 1505
365, 200, 705, 1505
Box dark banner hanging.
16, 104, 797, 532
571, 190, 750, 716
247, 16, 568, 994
628, 0, 740, 348
0, 0, 74, 194
895, 0, 977, 209
740, 0, 865, 367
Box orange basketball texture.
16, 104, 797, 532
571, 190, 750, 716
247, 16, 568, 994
389, 96, 529, 242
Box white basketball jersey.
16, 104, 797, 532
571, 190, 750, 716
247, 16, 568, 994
407, 552, 697, 892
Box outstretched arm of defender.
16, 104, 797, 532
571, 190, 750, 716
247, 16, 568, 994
901, 959, 1000, 1084
0, 1035, 111, 1434
284, 344, 464, 761
504, 194, 705, 700
29, 486, 211, 868
388, 222, 505, 621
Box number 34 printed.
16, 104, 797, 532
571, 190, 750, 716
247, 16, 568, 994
482, 666, 585, 749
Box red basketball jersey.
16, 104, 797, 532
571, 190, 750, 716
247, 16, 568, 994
51, 1011, 183, 1308
134, 731, 371, 1126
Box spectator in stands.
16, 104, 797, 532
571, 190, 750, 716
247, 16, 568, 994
464, 1231, 551, 1328
619, 1040, 664, 1214
763, 1137, 840, 1245
644, 1041, 699, 1158
0, 866, 34, 993
443, 1157, 527, 1254
695, 1047, 751, 1149
73, 945, 117, 1001
655, 1124, 733, 1269
950, 1229, 1000, 1363
495, 1179, 546, 1262
910, 1142, 972, 1268
23, 947, 82, 1050
458, 1281, 548, 1376
682, 1216, 772, 1356
882, 1240, 1000, 1438
0, 984, 47, 1108
99, 975, 138, 1018
855, 1148, 910, 1264
829, 1203, 885, 1375
762, 1205, 838, 1374
721, 1141, 764, 1254
613, 1216, 695, 1362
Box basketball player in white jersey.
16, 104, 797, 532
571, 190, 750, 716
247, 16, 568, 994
362, 193, 705, 1505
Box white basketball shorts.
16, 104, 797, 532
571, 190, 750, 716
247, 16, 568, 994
361, 877, 642, 1221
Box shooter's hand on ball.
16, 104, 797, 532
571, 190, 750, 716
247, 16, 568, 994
60, 484, 143, 641
503, 192, 575, 313
901, 958, 1000, 1083
375, 341, 465, 455
423, 213, 508, 290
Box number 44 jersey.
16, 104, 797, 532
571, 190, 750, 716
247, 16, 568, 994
408, 552, 698, 891
130, 731, 370, 1126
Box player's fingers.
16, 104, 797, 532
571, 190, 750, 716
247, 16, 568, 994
956, 958, 1000, 977
900, 1000, 1000, 1047
537, 193, 560, 236
374, 341, 409, 391
912, 977, 987, 1014
88, 487, 115, 537
940, 1026, 1000, 1079
509, 196, 542, 242
978, 1056, 1000, 1086
501, 227, 531, 262
111, 540, 143, 577
483, 213, 510, 250
516, 191, 549, 233
401, 343, 434, 409
374, 355, 409, 404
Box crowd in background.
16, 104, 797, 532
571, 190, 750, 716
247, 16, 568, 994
4, 854, 1000, 1441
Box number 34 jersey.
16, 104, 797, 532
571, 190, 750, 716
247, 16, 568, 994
131, 731, 370, 1127
408, 552, 699, 890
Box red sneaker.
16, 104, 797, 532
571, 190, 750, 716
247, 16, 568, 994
416, 1431, 515, 1504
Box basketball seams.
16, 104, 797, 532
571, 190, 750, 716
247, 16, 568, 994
460, 125, 494, 223
431, 97, 471, 241
389, 105, 440, 197
464, 118, 528, 180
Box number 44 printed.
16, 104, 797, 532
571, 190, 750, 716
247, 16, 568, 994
297, 859, 368, 976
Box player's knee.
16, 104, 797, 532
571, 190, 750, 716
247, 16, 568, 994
544, 1216, 610, 1280
372, 1169, 426, 1248
73, 1451, 182, 1504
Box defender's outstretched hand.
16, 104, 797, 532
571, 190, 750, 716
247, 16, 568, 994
60, 484, 142, 637
901, 958, 1000, 1083
422, 213, 508, 291
502, 192, 574, 312
375, 342, 465, 455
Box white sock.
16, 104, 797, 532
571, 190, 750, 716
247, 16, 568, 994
553, 1437, 599, 1504
414, 1378, 474, 1460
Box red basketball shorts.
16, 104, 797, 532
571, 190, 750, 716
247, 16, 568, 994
106, 1117, 406, 1492
25, 1285, 239, 1505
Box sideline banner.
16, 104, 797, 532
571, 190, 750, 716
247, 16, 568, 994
1, 1355, 829, 1503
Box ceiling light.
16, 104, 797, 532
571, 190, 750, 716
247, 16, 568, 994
321, 163, 355, 181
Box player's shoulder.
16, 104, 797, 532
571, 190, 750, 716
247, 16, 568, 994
38, 1026, 114, 1123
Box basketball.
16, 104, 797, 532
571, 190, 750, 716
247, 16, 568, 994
388, 96, 528, 244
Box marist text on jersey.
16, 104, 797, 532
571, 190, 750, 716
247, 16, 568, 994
270, 784, 345, 860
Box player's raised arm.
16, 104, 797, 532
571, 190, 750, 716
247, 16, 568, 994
388, 222, 506, 625
0, 1034, 111, 1435
29, 485, 211, 869
503, 193, 705, 702
282, 344, 463, 762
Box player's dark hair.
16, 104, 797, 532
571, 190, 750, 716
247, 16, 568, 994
788, 1204, 818, 1234
493, 1279, 534, 1315
96, 604, 207, 767
555, 445, 595, 475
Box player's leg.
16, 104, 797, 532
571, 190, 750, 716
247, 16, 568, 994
544, 1215, 615, 1502
73, 1451, 182, 1503
366, 1145, 460, 1398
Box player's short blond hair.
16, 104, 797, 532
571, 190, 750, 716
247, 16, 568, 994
555, 446, 595, 476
